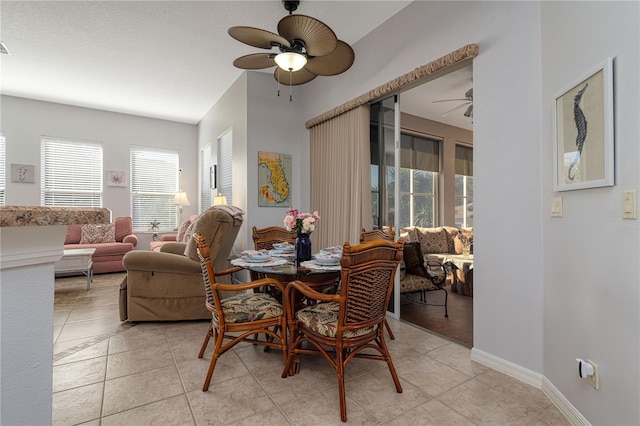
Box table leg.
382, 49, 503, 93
87, 260, 93, 290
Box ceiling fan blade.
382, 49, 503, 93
278, 14, 337, 57
305, 40, 354, 76
433, 98, 471, 103
440, 102, 471, 117
233, 53, 276, 70
228, 26, 291, 49
274, 67, 317, 86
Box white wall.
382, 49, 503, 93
198, 72, 308, 252
1, 95, 198, 248
541, 2, 640, 424
299, 1, 545, 371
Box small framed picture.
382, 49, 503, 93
553, 57, 614, 191
11, 164, 35, 183
107, 170, 126, 187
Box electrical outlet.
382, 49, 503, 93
587, 359, 599, 390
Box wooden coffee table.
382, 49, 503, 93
54, 248, 96, 290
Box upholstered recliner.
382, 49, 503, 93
119, 206, 244, 322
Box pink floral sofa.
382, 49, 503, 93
63, 216, 138, 274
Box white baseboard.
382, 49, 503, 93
541, 377, 591, 425
471, 347, 542, 388
470, 348, 591, 425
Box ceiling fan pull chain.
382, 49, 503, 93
277, 68, 281, 97
289, 70, 293, 101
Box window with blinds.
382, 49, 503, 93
0, 133, 5, 206
399, 133, 440, 228
201, 144, 212, 209
130, 146, 179, 231
455, 144, 473, 227
217, 129, 232, 205
41, 137, 103, 207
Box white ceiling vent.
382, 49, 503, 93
0, 42, 10, 55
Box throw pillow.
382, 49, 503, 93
403, 242, 431, 278
453, 227, 474, 254
442, 226, 459, 254
79, 223, 115, 244
400, 226, 420, 243
176, 219, 192, 243
417, 227, 448, 254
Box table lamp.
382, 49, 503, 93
173, 191, 191, 225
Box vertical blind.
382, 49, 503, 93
0, 133, 5, 205
41, 137, 103, 207
201, 144, 212, 209
130, 145, 179, 231
455, 144, 473, 176
217, 130, 233, 205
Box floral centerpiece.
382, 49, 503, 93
283, 209, 320, 235
284, 208, 319, 263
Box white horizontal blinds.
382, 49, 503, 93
217, 130, 232, 205
201, 144, 212, 209
130, 146, 179, 231
455, 144, 473, 176
400, 133, 440, 172
40, 137, 103, 207
0, 133, 5, 205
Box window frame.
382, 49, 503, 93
40, 136, 103, 207
130, 145, 179, 232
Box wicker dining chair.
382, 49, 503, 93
359, 226, 397, 340
252, 225, 297, 251
193, 231, 288, 391
282, 238, 404, 422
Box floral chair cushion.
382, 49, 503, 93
295, 302, 377, 338
401, 273, 440, 293
214, 293, 283, 323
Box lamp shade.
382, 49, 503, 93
173, 191, 191, 207
274, 52, 307, 72
213, 193, 228, 206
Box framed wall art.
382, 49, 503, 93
553, 57, 614, 191
106, 170, 126, 187
11, 164, 35, 183
258, 151, 292, 207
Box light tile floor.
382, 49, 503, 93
53, 273, 570, 425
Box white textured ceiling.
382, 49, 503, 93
0, 1, 412, 124
1, 1, 472, 130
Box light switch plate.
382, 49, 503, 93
551, 197, 563, 217
622, 190, 637, 219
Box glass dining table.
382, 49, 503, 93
230, 256, 342, 308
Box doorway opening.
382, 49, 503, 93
369, 64, 474, 347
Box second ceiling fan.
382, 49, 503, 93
228, 0, 355, 89
433, 88, 473, 118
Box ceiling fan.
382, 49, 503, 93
228, 0, 355, 98
433, 88, 473, 118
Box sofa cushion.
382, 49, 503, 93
80, 223, 115, 244
417, 227, 448, 254
114, 217, 133, 242
403, 242, 430, 278
65, 224, 82, 244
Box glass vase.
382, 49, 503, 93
295, 233, 312, 264
462, 246, 471, 258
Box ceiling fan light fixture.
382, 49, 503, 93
274, 52, 307, 72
